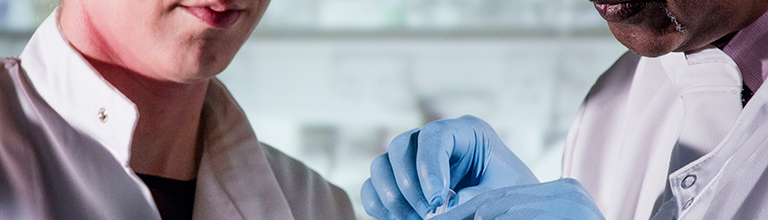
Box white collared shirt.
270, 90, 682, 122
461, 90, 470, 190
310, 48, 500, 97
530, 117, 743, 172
0, 9, 354, 220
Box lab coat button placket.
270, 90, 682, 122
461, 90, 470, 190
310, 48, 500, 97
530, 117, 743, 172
98, 107, 108, 123
681, 174, 696, 189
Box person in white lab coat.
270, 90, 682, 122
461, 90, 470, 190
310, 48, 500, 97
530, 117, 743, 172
0, 0, 353, 219
362, 1, 768, 220
563, 6, 768, 220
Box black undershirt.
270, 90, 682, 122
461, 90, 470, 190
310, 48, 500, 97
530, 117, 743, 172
137, 174, 197, 220
743, 82, 754, 107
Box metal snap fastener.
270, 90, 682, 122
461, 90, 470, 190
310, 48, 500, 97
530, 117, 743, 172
97, 108, 108, 123
682, 174, 697, 189
682, 197, 694, 210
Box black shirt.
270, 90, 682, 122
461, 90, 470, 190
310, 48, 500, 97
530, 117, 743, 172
137, 174, 197, 220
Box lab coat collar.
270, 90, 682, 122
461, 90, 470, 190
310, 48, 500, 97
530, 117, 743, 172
659, 45, 768, 218
657, 43, 741, 89
674, 71, 768, 219
17, 10, 296, 219
18, 8, 139, 168
655, 46, 744, 218
194, 79, 294, 219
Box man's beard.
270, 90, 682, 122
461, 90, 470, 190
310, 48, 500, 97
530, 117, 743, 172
660, 3, 686, 32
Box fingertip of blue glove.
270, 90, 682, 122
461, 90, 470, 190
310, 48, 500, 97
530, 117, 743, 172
425, 189, 456, 219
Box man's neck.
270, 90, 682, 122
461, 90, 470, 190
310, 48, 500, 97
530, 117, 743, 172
60, 1, 207, 181
86, 57, 208, 181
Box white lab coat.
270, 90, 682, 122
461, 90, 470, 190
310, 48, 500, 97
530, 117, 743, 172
0, 10, 354, 220
563, 48, 768, 220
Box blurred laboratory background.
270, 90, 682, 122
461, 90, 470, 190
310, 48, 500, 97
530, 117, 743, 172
0, 0, 627, 218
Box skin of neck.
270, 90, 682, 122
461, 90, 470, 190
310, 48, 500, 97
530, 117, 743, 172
59, 1, 207, 181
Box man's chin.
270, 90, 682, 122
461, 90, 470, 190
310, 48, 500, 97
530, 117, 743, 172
177, 70, 222, 84
624, 43, 676, 58
609, 25, 685, 57
156, 65, 223, 84
173, 58, 232, 84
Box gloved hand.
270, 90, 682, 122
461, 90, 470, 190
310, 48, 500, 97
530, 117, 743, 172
361, 115, 540, 219
429, 178, 604, 220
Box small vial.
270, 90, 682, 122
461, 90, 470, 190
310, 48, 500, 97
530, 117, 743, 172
425, 189, 456, 219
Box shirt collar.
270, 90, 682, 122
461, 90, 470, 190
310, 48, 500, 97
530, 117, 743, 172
19, 8, 139, 167
723, 10, 768, 92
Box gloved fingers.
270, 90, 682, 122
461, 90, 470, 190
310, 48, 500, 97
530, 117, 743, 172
414, 118, 465, 208
473, 202, 509, 220
471, 186, 536, 220
416, 115, 515, 207
480, 179, 603, 220
455, 185, 493, 205
369, 154, 419, 219
430, 187, 510, 220
491, 209, 545, 220
475, 198, 554, 220
493, 200, 602, 220
493, 201, 603, 220
361, 178, 423, 220
543, 178, 603, 218
361, 178, 393, 219
450, 115, 492, 157
460, 115, 539, 188
388, 128, 432, 217
478, 152, 539, 190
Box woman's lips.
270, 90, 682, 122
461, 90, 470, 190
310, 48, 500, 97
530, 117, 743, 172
593, 2, 644, 22
183, 6, 242, 28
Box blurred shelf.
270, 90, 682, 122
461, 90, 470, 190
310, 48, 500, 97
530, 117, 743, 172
251, 27, 615, 40
0, 26, 615, 42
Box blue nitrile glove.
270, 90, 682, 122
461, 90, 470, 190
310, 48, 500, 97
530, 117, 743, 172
429, 178, 604, 220
361, 115, 540, 219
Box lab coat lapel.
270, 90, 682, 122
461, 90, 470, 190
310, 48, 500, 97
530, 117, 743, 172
564, 52, 684, 220
662, 47, 743, 215
192, 79, 294, 220
682, 82, 768, 219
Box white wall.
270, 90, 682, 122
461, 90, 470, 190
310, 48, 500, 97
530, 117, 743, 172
218, 36, 626, 218
0, 0, 629, 218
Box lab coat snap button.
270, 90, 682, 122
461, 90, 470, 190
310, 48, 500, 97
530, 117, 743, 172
682, 174, 696, 189
98, 108, 108, 123
682, 197, 694, 210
